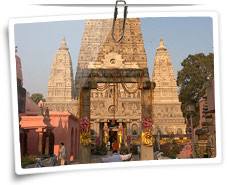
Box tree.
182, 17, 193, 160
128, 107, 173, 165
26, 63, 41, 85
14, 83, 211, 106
160, 140, 182, 159
31, 93, 45, 104
177, 53, 214, 127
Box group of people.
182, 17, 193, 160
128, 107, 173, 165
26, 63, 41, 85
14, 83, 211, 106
102, 140, 133, 163
34, 142, 66, 168
57, 140, 133, 165
36, 140, 134, 167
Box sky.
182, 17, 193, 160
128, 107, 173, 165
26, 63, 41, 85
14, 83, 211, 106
14, 17, 213, 97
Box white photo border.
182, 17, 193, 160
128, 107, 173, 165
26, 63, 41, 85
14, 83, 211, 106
9, 11, 221, 175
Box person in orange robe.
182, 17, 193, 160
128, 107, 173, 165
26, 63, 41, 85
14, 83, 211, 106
112, 140, 119, 152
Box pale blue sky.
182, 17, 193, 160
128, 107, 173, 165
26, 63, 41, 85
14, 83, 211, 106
14, 17, 213, 97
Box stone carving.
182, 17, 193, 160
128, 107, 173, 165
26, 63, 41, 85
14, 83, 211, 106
103, 123, 109, 144
108, 105, 116, 114
90, 83, 141, 120
47, 37, 74, 102
76, 19, 147, 70
45, 38, 78, 115
131, 124, 139, 136
74, 18, 151, 147
152, 39, 186, 135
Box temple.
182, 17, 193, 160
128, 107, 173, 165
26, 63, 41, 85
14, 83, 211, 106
16, 48, 26, 114
17, 19, 196, 165
45, 38, 78, 115
17, 44, 80, 164
74, 19, 152, 153
152, 39, 186, 135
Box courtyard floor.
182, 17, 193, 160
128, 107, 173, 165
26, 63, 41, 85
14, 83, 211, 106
24, 151, 139, 168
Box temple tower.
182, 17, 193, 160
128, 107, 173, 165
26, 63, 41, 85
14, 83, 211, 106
16, 48, 23, 86
45, 38, 78, 114
76, 18, 147, 70
16, 48, 26, 114
152, 39, 186, 135
75, 19, 154, 160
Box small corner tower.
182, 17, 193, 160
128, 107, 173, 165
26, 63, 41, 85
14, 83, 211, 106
47, 37, 74, 102
152, 39, 186, 135
45, 37, 78, 114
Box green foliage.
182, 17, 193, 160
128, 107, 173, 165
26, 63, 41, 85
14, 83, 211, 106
93, 144, 107, 155
160, 140, 182, 159
31, 93, 44, 104
119, 144, 129, 155
21, 155, 36, 168
177, 53, 214, 127
131, 144, 138, 155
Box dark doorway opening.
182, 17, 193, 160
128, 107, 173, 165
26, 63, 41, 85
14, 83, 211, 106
109, 130, 117, 150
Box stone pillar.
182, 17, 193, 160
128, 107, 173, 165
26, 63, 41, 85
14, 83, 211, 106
141, 144, 153, 160
127, 122, 131, 135
44, 136, 49, 155
95, 121, 100, 137
79, 87, 91, 164
126, 122, 131, 147
36, 129, 43, 155
140, 82, 154, 160
103, 122, 109, 144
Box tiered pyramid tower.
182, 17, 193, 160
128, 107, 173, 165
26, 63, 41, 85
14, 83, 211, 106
152, 39, 186, 135
74, 19, 149, 97
76, 18, 147, 70
45, 38, 78, 113
74, 19, 153, 161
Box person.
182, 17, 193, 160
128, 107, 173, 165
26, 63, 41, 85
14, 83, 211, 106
58, 142, 66, 165
107, 141, 111, 151
102, 150, 121, 163
49, 153, 58, 166
101, 150, 132, 162
112, 140, 119, 152
111, 150, 122, 162
137, 145, 141, 159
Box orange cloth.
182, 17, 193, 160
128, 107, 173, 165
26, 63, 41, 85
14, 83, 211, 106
112, 142, 119, 151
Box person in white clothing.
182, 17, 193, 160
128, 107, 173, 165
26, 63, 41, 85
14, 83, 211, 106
58, 142, 66, 165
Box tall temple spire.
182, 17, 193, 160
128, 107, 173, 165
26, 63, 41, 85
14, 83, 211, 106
15, 46, 23, 84
75, 18, 148, 96
157, 38, 166, 50
46, 37, 73, 102
76, 18, 147, 70
152, 38, 186, 135
59, 37, 68, 50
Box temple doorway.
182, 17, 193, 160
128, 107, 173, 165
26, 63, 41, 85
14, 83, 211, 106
101, 120, 126, 151
109, 130, 117, 150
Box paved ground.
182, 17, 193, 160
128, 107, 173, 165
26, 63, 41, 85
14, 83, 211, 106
25, 152, 139, 168
91, 151, 139, 163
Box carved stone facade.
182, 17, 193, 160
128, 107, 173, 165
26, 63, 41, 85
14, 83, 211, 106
90, 83, 142, 141
45, 38, 78, 115
45, 20, 186, 155
77, 18, 147, 70
152, 39, 186, 135
90, 83, 141, 119
75, 19, 149, 145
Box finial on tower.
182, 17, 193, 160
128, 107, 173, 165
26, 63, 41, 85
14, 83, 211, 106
59, 37, 68, 50
159, 38, 166, 48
